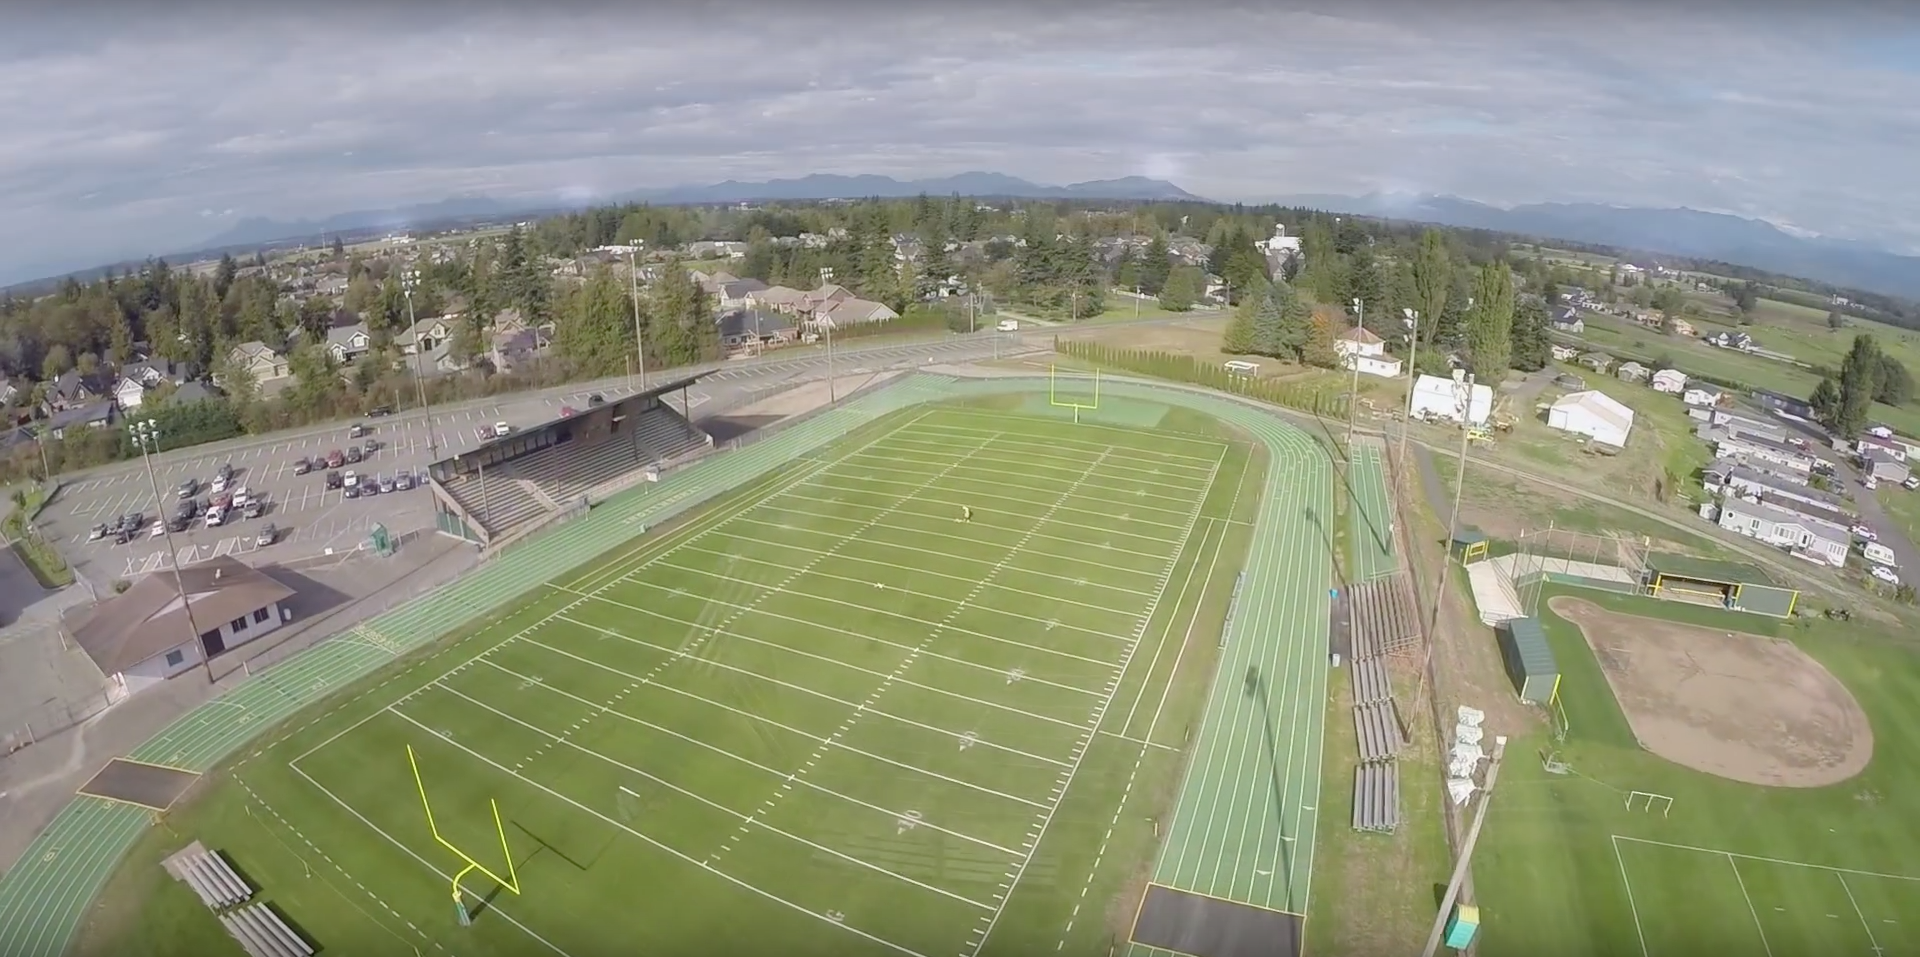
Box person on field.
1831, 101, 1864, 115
961, 505, 973, 522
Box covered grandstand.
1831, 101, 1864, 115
427, 375, 713, 546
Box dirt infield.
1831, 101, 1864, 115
1550, 597, 1872, 787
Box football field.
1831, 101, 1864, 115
245, 405, 1257, 957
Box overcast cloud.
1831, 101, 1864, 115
3, 0, 1918, 285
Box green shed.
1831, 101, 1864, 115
1496, 617, 1560, 705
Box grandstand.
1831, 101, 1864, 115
426, 376, 714, 545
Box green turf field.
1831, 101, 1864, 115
1471, 585, 1920, 957
67, 401, 1307, 957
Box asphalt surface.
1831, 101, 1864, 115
38, 330, 1049, 585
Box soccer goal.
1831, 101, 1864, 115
1625, 790, 1673, 817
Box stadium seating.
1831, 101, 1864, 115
633, 406, 710, 463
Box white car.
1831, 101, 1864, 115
1870, 564, 1900, 586
204, 506, 226, 528
493, 421, 512, 437
342, 470, 360, 488
210, 475, 229, 494
1852, 524, 1877, 541
1905, 476, 1920, 491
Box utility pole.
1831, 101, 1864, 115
401, 269, 437, 461
1420, 735, 1508, 957
820, 267, 836, 404
1428, 371, 1477, 639
1396, 307, 1421, 491
133, 420, 214, 685
1344, 297, 1365, 459
627, 243, 648, 391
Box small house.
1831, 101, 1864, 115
1682, 386, 1724, 408
1549, 309, 1584, 334
225, 342, 291, 383
1579, 352, 1614, 373
1550, 344, 1580, 362
1616, 361, 1650, 383
1333, 326, 1402, 378
62, 556, 296, 700
1650, 368, 1688, 394
1547, 390, 1635, 447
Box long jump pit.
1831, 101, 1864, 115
1550, 596, 1872, 787
78, 757, 200, 812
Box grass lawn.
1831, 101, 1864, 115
3, 486, 73, 588
73, 404, 1267, 957
1471, 585, 1920, 957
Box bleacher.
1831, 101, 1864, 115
633, 405, 709, 463
161, 842, 312, 957
438, 405, 711, 539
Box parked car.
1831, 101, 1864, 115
343, 483, 361, 499
255, 524, 278, 547
113, 528, 131, 545
204, 506, 226, 527
216, 462, 234, 483
88, 523, 108, 541
325, 449, 346, 469
394, 472, 414, 491
349, 423, 369, 439
325, 471, 344, 490
493, 421, 512, 437
561, 406, 577, 417
122, 512, 144, 531
167, 515, 191, 533
210, 474, 228, 494
362, 438, 379, 455
475, 425, 493, 441
1906, 475, 1920, 491
1853, 524, 1878, 541
242, 499, 266, 520
378, 475, 395, 494
588, 393, 606, 406
212, 490, 233, 510
342, 470, 359, 489
292, 457, 312, 475
177, 478, 197, 498
368, 406, 393, 417
1870, 564, 1900, 586
345, 446, 363, 464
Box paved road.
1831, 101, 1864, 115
37, 331, 1052, 585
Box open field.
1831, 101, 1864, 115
60, 401, 1314, 957
1471, 585, 1920, 957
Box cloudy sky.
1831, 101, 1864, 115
3, 0, 1918, 286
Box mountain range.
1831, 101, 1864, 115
196, 173, 1208, 250
1272, 192, 1920, 300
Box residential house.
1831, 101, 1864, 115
1705, 330, 1755, 351
1682, 386, 1724, 408
326, 323, 374, 364
41, 370, 107, 414
1669, 318, 1697, 337
716, 279, 769, 312
718, 309, 796, 348
165, 382, 218, 407
1650, 368, 1688, 394
818, 298, 900, 328
1857, 433, 1906, 461
1704, 465, 1851, 518
1714, 433, 1815, 474
489, 328, 545, 374
800, 283, 854, 317
1257, 224, 1303, 272
1579, 352, 1614, 373
1549, 308, 1585, 333
1704, 498, 1848, 568
1863, 447, 1912, 485
397, 315, 457, 357
62, 555, 296, 700
748, 285, 809, 314
1549, 344, 1580, 362
45, 400, 114, 439
224, 342, 291, 384
112, 358, 191, 410
1616, 361, 1651, 383
0, 375, 19, 407
1691, 409, 1787, 444
1332, 326, 1403, 378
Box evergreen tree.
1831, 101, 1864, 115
1508, 296, 1551, 371
1410, 229, 1451, 349
1222, 301, 1256, 355
1159, 266, 1200, 312
555, 266, 634, 375
1273, 280, 1314, 362
1248, 284, 1283, 357
1465, 261, 1515, 379
214, 253, 239, 300
1140, 236, 1172, 295
1828, 334, 1882, 438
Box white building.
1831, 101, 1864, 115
1409, 373, 1493, 427
1705, 498, 1849, 568
63, 556, 296, 700
1682, 386, 1723, 408
1333, 326, 1403, 378
1547, 390, 1636, 447
1650, 368, 1688, 394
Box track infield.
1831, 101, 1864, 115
59, 400, 1339, 957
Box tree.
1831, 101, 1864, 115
1410, 229, 1451, 349
1733, 281, 1760, 316
647, 259, 716, 366
1465, 261, 1516, 380
214, 253, 239, 300
1222, 301, 1256, 355
1827, 309, 1847, 330
1808, 376, 1842, 425
556, 266, 635, 375
1874, 354, 1913, 406
330, 236, 346, 259
1140, 236, 1172, 295
1823, 334, 1882, 438
1272, 280, 1314, 362
1248, 284, 1285, 357
1159, 266, 1201, 312
1509, 295, 1552, 372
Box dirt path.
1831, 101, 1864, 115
1550, 597, 1872, 787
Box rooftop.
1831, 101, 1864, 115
64, 557, 294, 676
1645, 551, 1775, 587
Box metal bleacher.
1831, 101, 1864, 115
219, 903, 312, 957
1352, 762, 1400, 833
633, 405, 710, 463
172, 847, 251, 910
1354, 699, 1404, 764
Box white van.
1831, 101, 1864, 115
996, 319, 1019, 332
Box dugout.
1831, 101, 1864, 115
1450, 527, 1491, 565
1643, 552, 1799, 618
1495, 617, 1559, 705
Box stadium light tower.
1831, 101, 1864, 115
627, 242, 648, 391
1396, 307, 1420, 489
820, 267, 837, 405
132, 419, 215, 685
401, 269, 438, 461
1344, 297, 1365, 458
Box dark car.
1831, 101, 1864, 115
168, 515, 191, 533
349, 423, 369, 439
588, 393, 606, 406
177, 478, 198, 498
292, 457, 312, 475
325, 471, 344, 490
113, 528, 132, 545
216, 462, 234, 482
345, 446, 363, 464
343, 483, 361, 499
368, 406, 393, 417
362, 438, 379, 455
255, 523, 278, 547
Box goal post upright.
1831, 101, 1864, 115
407, 744, 522, 908
1049, 364, 1101, 424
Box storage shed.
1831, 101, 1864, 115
1547, 390, 1636, 448
1496, 617, 1560, 705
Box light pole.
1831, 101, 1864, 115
401, 269, 438, 461
1396, 307, 1421, 488
820, 267, 837, 404
1344, 297, 1365, 458
1429, 371, 1477, 639
627, 243, 648, 392
133, 419, 214, 685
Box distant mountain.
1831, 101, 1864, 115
192, 173, 1206, 251
1274, 192, 1920, 300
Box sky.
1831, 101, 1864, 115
3, 0, 1919, 286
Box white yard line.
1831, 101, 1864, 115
1728, 856, 1775, 957
696, 529, 1158, 599
1614, 836, 1653, 957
